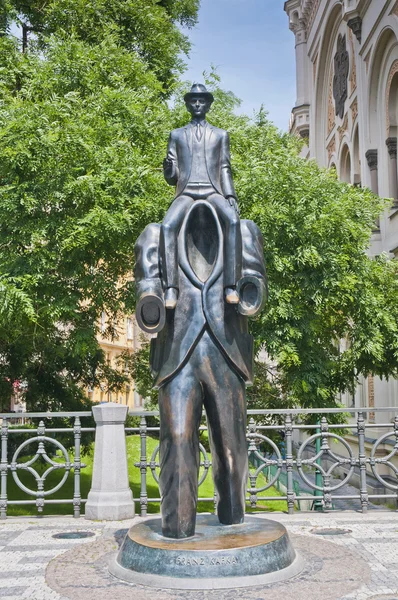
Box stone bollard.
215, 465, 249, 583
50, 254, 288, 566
85, 402, 135, 520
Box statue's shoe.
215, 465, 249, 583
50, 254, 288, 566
225, 287, 239, 304
165, 287, 178, 309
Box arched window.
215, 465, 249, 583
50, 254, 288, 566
386, 69, 398, 202
340, 144, 352, 183
352, 127, 361, 186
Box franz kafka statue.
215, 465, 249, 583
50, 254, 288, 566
134, 83, 267, 539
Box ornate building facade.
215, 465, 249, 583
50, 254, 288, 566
284, 0, 398, 427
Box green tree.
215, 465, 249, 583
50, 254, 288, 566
0, 0, 198, 410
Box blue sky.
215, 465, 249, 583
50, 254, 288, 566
183, 0, 296, 131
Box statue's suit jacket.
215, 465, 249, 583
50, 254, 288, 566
165, 123, 237, 199
135, 205, 266, 390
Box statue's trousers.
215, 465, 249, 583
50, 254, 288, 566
158, 328, 248, 539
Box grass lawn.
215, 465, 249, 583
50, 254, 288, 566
5, 435, 287, 516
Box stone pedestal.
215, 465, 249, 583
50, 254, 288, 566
85, 403, 135, 521
109, 515, 303, 589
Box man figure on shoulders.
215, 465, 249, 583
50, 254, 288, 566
161, 83, 242, 308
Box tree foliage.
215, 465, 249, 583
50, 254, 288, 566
0, 0, 198, 410
0, 1, 397, 413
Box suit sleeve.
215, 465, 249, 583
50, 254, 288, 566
237, 220, 267, 317
134, 223, 166, 334
220, 131, 237, 199
163, 132, 179, 186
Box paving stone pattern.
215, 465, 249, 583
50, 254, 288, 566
0, 512, 397, 600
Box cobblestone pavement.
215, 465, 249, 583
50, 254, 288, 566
0, 511, 397, 600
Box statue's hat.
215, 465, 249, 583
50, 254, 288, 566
184, 83, 214, 103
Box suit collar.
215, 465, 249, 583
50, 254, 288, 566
186, 120, 214, 129
190, 119, 207, 127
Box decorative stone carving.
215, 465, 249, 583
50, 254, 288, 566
288, 8, 306, 38
296, 28, 307, 44
351, 98, 358, 122
338, 113, 349, 143
333, 34, 350, 119
385, 60, 398, 133
365, 149, 378, 171
291, 105, 310, 139
347, 16, 362, 43
366, 149, 379, 196
386, 137, 397, 159
287, 0, 319, 36
392, 1, 398, 17
327, 135, 336, 162
348, 28, 357, 94
307, 0, 320, 35
328, 70, 335, 135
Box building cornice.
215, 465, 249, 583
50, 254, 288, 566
285, 0, 342, 39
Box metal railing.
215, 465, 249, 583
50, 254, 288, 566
0, 407, 397, 518
130, 407, 398, 515
0, 412, 93, 519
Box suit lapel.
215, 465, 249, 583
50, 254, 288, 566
204, 123, 213, 150
204, 123, 213, 181
184, 125, 193, 155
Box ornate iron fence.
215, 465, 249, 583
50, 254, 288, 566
130, 407, 398, 516
0, 407, 397, 518
0, 412, 93, 519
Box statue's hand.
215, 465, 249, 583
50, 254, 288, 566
226, 195, 240, 215
163, 157, 175, 176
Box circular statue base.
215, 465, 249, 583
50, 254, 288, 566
109, 515, 304, 590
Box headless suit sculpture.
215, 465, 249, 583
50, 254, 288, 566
134, 84, 266, 539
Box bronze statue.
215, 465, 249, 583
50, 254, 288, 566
134, 84, 266, 539
161, 83, 241, 309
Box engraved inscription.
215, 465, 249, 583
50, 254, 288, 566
175, 555, 239, 566
176, 556, 205, 566
210, 556, 238, 566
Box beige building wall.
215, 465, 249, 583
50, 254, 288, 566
87, 313, 144, 410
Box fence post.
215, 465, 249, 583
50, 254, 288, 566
213, 491, 218, 515
320, 417, 332, 510
138, 416, 148, 517
314, 421, 323, 511
285, 414, 295, 514
0, 419, 8, 519
73, 416, 82, 518
85, 403, 135, 520
248, 418, 258, 509
395, 417, 398, 512
357, 411, 369, 513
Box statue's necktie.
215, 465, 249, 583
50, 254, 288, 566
195, 123, 202, 142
